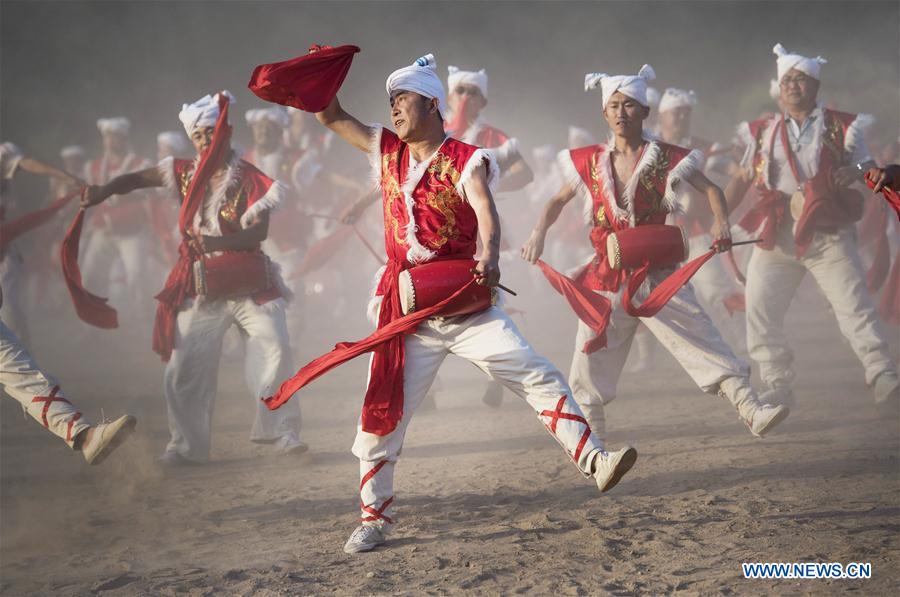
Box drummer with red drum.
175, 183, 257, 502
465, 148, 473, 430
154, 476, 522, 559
521, 65, 788, 442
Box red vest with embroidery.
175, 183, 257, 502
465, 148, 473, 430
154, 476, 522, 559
568, 141, 693, 292
743, 109, 861, 256
169, 157, 281, 302
376, 130, 481, 288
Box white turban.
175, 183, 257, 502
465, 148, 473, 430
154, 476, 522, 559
178, 91, 235, 137
156, 131, 191, 154
658, 88, 697, 114
96, 117, 130, 136
773, 43, 827, 82
385, 54, 447, 118
60, 145, 85, 159
447, 66, 488, 98
245, 106, 290, 129
584, 64, 656, 109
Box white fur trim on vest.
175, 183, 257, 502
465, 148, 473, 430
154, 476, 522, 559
367, 124, 385, 192
663, 148, 704, 212
489, 137, 519, 171
618, 140, 661, 227
156, 156, 178, 200
735, 121, 756, 152
366, 265, 387, 325
556, 148, 593, 226
457, 148, 499, 197
399, 143, 445, 264
240, 180, 285, 229
844, 113, 874, 160
194, 153, 242, 237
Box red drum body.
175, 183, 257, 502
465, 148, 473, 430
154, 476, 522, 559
193, 252, 272, 300
398, 259, 496, 317
606, 225, 688, 270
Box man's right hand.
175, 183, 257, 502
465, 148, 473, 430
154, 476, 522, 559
80, 185, 108, 208
520, 230, 545, 264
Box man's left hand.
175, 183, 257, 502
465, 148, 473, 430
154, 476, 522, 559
710, 218, 733, 253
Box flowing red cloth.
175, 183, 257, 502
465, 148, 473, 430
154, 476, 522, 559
865, 170, 900, 221
263, 279, 480, 416
738, 188, 786, 251
536, 260, 611, 353
1, 189, 80, 251
248, 45, 360, 112
153, 94, 233, 361
622, 248, 719, 317
60, 206, 118, 329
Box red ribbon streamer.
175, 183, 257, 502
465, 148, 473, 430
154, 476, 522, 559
263, 279, 480, 413
1, 189, 80, 251
536, 260, 611, 353
60, 207, 118, 329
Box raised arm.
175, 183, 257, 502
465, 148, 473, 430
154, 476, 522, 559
81, 167, 163, 208
520, 182, 577, 264
685, 169, 732, 251
18, 157, 82, 187
315, 97, 374, 153
462, 163, 502, 287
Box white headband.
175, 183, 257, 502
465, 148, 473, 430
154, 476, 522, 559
157, 131, 191, 154
386, 53, 447, 118
773, 43, 827, 82
96, 117, 130, 136
60, 145, 85, 159
585, 64, 656, 108
245, 106, 290, 129
178, 91, 235, 136
658, 88, 697, 114
447, 66, 488, 99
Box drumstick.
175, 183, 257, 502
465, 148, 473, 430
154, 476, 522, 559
730, 239, 764, 247
469, 268, 518, 296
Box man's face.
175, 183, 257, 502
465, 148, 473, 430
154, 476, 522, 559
779, 68, 819, 108
603, 92, 649, 137
252, 119, 282, 150
448, 84, 486, 122
390, 90, 440, 141
658, 106, 692, 138
190, 126, 215, 156
102, 131, 128, 155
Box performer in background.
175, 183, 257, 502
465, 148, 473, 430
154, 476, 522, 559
521, 65, 788, 441
726, 44, 898, 410
81, 92, 306, 465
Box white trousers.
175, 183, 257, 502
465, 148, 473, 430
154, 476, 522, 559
163, 297, 300, 461
351, 306, 605, 529
569, 271, 748, 412
687, 234, 746, 350
1, 319, 90, 447
81, 229, 150, 307
745, 227, 896, 388
0, 248, 28, 344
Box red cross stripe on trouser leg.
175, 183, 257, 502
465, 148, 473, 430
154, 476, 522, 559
31, 386, 71, 429
359, 459, 394, 525
66, 413, 83, 443
540, 395, 593, 464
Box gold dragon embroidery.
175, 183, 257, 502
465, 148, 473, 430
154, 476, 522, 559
382, 151, 407, 246
422, 152, 464, 249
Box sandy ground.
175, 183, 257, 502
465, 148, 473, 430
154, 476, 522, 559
1, 275, 898, 596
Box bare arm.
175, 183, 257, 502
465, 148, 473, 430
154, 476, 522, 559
520, 182, 577, 264
496, 157, 534, 194
18, 157, 82, 187
724, 166, 754, 214
315, 97, 373, 153
81, 167, 163, 207
685, 169, 732, 251
462, 163, 502, 286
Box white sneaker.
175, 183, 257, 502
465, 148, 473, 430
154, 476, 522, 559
759, 383, 795, 408
343, 524, 386, 554
81, 415, 137, 465
593, 446, 637, 493
746, 404, 790, 437
276, 432, 309, 455
873, 371, 900, 404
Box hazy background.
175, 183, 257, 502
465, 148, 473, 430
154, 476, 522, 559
2, 0, 898, 165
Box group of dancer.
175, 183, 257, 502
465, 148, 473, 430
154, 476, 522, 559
1, 42, 898, 555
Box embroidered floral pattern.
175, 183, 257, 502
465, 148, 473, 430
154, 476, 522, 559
381, 151, 407, 247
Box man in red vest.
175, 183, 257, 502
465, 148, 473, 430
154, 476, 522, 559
726, 44, 898, 411
521, 65, 788, 442
311, 53, 637, 554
